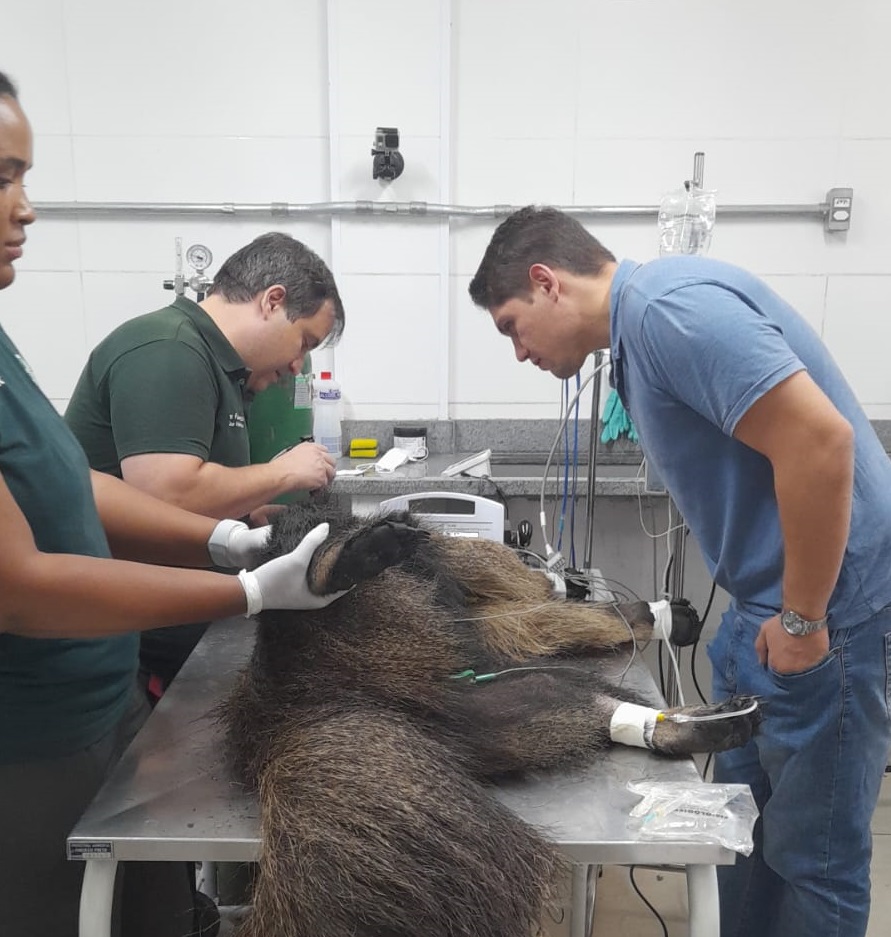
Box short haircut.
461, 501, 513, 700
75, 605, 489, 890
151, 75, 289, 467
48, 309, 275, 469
0, 71, 19, 100
469, 206, 616, 310
209, 232, 345, 342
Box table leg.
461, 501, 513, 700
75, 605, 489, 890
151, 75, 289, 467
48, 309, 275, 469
79, 859, 118, 937
570, 864, 591, 937
685, 864, 719, 937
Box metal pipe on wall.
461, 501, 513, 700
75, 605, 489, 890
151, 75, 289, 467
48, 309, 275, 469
31, 199, 834, 221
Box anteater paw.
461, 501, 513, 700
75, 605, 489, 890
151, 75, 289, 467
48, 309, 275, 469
613, 600, 655, 646
650, 695, 761, 756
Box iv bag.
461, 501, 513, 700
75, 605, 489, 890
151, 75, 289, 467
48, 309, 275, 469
658, 185, 717, 256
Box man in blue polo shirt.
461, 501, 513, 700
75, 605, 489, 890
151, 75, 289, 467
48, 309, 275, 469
469, 206, 891, 937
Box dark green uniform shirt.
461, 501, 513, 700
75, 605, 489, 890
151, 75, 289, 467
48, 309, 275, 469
65, 297, 251, 685
65, 297, 251, 476
0, 324, 137, 763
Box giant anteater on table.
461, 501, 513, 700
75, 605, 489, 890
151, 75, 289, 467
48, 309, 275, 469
221, 504, 759, 937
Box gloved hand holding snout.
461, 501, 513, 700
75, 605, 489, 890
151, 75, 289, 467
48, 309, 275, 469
236, 522, 349, 616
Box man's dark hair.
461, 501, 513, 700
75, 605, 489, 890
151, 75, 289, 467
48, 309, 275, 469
210, 232, 345, 342
468, 206, 616, 310
0, 72, 19, 100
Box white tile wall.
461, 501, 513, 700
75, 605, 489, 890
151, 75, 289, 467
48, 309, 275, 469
28, 135, 78, 201
708, 221, 830, 277
61, 0, 327, 138
2, 0, 890, 419
824, 275, 891, 410
334, 273, 443, 419
830, 141, 891, 275
841, 2, 891, 139
760, 275, 828, 337
333, 0, 444, 138
450, 275, 571, 418
454, 138, 576, 206
17, 220, 81, 274
3, 271, 87, 400
2, 0, 71, 136
79, 271, 174, 354
72, 136, 329, 204
454, 0, 580, 141
576, 1, 846, 141
75, 219, 332, 275
573, 140, 840, 206
338, 215, 443, 275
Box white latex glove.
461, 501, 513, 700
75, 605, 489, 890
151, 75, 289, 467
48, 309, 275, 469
207, 519, 271, 570
236, 522, 348, 615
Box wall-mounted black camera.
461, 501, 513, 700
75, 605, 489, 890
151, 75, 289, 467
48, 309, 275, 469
371, 126, 405, 182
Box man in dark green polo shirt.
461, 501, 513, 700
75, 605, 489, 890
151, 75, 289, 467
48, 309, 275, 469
66, 232, 346, 691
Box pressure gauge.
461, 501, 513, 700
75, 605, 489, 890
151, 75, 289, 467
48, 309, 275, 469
186, 243, 213, 272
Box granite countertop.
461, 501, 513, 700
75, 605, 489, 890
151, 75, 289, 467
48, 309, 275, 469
330, 416, 891, 500
331, 452, 651, 498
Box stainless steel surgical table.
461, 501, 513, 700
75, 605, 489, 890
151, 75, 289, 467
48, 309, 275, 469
69, 617, 738, 937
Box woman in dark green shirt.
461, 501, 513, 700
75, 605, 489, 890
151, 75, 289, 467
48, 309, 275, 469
0, 72, 342, 937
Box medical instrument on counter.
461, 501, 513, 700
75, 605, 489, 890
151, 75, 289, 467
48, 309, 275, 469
441, 448, 492, 478
337, 444, 415, 476
393, 425, 428, 462
379, 492, 504, 543
162, 237, 214, 299
374, 446, 412, 473
336, 464, 376, 477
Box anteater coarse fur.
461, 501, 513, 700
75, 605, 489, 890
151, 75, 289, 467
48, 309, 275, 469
221, 504, 759, 937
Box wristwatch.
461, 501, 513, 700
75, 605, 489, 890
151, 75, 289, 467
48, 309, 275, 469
780, 608, 829, 636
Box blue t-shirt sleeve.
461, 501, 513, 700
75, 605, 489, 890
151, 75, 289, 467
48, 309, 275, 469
635, 283, 805, 435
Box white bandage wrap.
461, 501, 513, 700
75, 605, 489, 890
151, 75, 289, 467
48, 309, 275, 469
237, 569, 264, 618
609, 702, 661, 749
648, 599, 673, 642
208, 519, 249, 567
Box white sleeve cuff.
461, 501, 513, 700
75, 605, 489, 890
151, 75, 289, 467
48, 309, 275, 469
237, 569, 263, 618
208, 519, 248, 567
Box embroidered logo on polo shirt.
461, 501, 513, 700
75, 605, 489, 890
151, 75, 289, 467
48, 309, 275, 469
228, 412, 246, 429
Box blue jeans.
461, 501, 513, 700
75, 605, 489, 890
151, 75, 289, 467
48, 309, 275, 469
708, 605, 891, 937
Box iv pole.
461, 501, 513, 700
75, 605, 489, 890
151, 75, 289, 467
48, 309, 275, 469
663, 152, 705, 708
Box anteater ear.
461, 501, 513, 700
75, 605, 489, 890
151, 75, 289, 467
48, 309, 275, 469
314, 519, 431, 593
